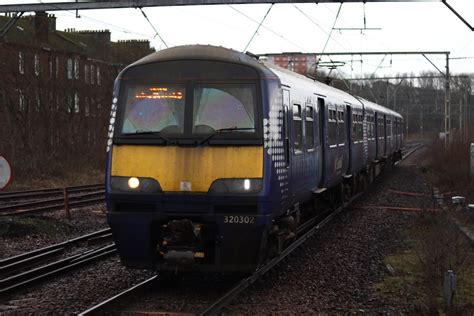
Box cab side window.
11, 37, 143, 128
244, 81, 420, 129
293, 104, 303, 153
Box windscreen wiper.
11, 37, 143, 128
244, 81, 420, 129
197, 127, 255, 145
125, 130, 171, 144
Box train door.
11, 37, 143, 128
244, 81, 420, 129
394, 119, 398, 151
374, 112, 379, 159
318, 97, 327, 187
282, 89, 292, 200
383, 115, 387, 157
290, 102, 304, 198
396, 118, 400, 149
346, 105, 353, 174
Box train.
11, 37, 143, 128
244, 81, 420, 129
105, 45, 403, 273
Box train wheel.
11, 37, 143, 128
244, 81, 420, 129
362, 173, 368, 192
369, 165, 375, 183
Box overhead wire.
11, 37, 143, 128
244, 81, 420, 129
369, 54, 387, 78
321, 3, 343, 55
55, 12, 153, 39
228, 5, 307, 52
36, 2, 156, 41
292, 4, 349, 52
138, 7, 168, 48
320, 2, 394, 77
318, 4, 342, 80
292, 3, 355, 83
242, 4, 274, 52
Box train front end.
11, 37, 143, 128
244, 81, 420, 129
105, 46, 280, 272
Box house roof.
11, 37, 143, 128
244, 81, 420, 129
0, 14, 154, 64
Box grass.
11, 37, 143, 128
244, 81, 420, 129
375, 133, 474, 312
374, 250, 428, 311
374, 210, 474, 313
0, 216, 72, 238
425, 136, 474, 201
6, 168, 104, 191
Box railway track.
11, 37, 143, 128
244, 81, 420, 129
79, 143, 424, 315
0, 228, 115, 297
0, 184, 103, 201
0, 184, 105, 217
400, 142, 423, 159
79, 192, 363, 316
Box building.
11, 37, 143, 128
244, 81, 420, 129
262, 53, 319, 78
0, 12, 155, 176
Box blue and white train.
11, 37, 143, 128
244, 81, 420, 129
105, 45, 403, 272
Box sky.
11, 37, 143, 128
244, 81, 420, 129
3, 1, 474, 78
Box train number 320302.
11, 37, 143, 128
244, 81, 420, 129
223, 215, 255, 224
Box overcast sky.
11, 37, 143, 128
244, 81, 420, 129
4, 1, 474, 77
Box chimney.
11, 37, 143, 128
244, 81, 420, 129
34, 11, 49, 42
48, 14, 56, 32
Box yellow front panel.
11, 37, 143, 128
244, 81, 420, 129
111, 145, 263, 192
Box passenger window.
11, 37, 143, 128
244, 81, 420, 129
328, 109, 337, 146
378, 117, 383, 138
369, 116, 374, 139
293, 104, 303, 152
337, 110, 345, 145
352, 113, 357, 140
360, 114, 364, 141
305, 105, 314, 149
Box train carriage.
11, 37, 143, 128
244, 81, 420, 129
105, 45, 403, 272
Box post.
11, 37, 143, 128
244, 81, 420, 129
420, 103, 424, 140
444, 53, 450, 150
460, 90, 463, 140
443, 270, 456, 310
470, 143, 474, 182
63, 187, 71, 220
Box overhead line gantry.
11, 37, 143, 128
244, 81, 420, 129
0, 1, 471, 30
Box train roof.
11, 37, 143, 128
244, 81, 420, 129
128, 44, 276, 78
357, 97, 402, 119
126, 45, 401, 118
263, 61, 363, 108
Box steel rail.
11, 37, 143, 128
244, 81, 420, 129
0, 243, 117, 297
78, 193, 363, 316
0, 191, 104, 212
79, 275, 159, 316
0, 228, 111, 268
79, 143, 419, 315
0, 248, 66, 277
0, 196, 105, 217
0, 197, 105, 216
0, 188, 104, 205
200, 144, 420, 314
398, 143, 423, 162
199, 192, 363, 316
0, 184, 103, 198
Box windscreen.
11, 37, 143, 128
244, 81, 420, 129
192, 84, 256, 133
121, 84, 185, 134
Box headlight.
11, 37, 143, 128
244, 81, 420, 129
111, 176, 162, 193
128, 177, 140, 189
208, 178, 262, 194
